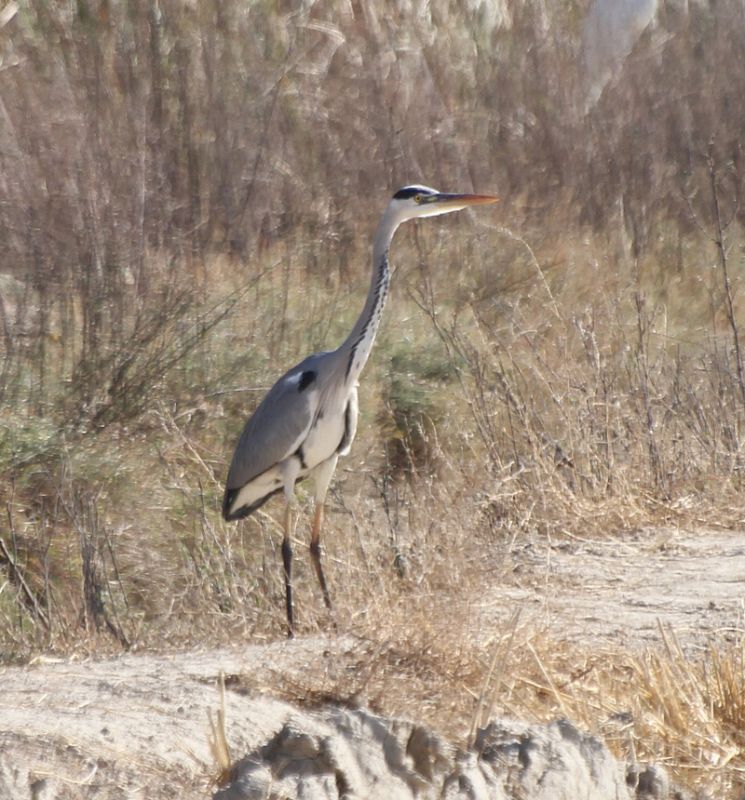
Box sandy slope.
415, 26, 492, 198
1, 637, 357, 798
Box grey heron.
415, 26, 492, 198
222, 185, 498, 636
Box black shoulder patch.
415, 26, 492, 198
393, 185, 435, 200
298, 370, 316, 392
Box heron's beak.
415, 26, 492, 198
430, 192, 499, 209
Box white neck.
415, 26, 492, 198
338, 206, 402, 382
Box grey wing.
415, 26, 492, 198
224, 354, 326, 492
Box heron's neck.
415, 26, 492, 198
340, 209, 399, 383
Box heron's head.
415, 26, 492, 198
388, 184, 498, 224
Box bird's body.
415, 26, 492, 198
222, 350, 358, 518
222, 185, 497, 636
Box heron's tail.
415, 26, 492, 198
222, 485, 281, 521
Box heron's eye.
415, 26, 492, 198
414, 194, 423, 204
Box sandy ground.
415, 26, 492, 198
495, 527, 745, 651
1, 527, 743, 799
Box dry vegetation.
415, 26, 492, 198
2, 0, 745, 796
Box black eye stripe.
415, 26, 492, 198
393, 186, 435, 200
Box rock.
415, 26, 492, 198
214, 707, 457, 800
627, 763, 671, 799
471, 717, 629, 800
215, 709, 635, 800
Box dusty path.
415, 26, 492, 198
491, 527, 745, 651
1, 528, 743, 798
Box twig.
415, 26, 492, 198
468, 608, 522, 746
707, 144, 745, 408
0, 534, 50, 629
208, 671, 233, 787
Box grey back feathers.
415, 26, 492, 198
224, 352, 328, 494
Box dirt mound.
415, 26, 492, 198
216, 708, 639, 800
0, 637, 683, 800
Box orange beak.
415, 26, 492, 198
428, 192, 499, 209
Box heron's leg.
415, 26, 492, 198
310, 503, 332, 609
309, 456, 337, 610
281, 458, 302, 639
282, 500, 294, 637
